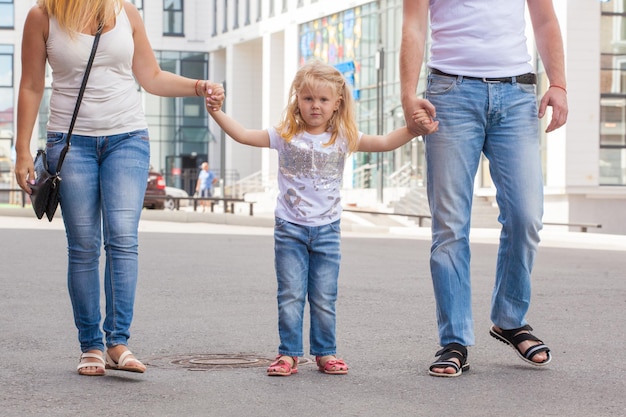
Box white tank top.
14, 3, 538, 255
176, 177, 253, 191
46, 6, 147, 136
428, 0, 533, 78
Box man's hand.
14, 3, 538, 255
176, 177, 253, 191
538, 86, 568, 133
403, 97, 439, 136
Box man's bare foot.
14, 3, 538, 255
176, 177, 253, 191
428, 343, 469, 377
490, 325, 551, 365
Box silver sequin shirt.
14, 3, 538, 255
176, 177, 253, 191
269, 127, 362, 226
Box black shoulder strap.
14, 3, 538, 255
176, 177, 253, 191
55, 24, 104, 174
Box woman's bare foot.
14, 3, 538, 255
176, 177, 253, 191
77, 350, 105, 376
106, 345, 146, 373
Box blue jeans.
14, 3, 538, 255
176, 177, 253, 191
45, 130, 150, 352
425, 74, 543, 347
274, 218, 342, 357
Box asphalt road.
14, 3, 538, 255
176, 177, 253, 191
1, 208, 625, 417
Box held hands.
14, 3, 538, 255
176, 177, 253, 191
538, 86, 568, 133
196, 81, 225, 112
403, 97, 439, 137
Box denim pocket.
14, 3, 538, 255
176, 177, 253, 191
275, 217, 287, 229
426, 75, 457, 96
516, 83, 536, 95
328, 219, 341, 234
46, 132, 66, 146
127, 129, 150, 142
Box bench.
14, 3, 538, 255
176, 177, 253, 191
153, 195, 256, 216
192, 197, 256, 216
0, 188, 27, 207
543, 221, 602, 233
343, 208, 603, 232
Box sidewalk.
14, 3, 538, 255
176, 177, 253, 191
1, 206, 625, 417
2, 205, 626, 250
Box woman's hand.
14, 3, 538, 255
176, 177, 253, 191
14, 151, 35, 194
198, 81, 225, 112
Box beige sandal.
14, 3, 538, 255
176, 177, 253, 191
77, 352, 105, 376
105, 350, 146, 373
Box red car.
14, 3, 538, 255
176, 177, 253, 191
143, 171, 166, 209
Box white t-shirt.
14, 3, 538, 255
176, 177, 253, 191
269, 127, 361, 226
428, 0, 533, 78
46, 6, 146, 136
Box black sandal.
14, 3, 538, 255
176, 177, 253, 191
489, 324, 551, 366
428, 343, 470, 377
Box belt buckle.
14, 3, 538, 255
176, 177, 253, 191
482, 77, 501, 83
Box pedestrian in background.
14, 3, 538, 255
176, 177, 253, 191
195, 161, 217, 212
14, 0, 224, 376
400, 0, 568, 377
206, 60, 417, 376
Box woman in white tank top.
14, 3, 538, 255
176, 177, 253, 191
14, 0, 224, 377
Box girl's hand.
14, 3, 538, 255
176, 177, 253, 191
403, 97, 439, 136
201, 82, 225, 112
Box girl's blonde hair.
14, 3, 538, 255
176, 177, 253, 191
37, 0, 121, 35
277, 60, 359, 153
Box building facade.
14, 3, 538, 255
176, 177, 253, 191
2, 0, 626, 234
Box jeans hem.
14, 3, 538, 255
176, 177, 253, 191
278, 350, 303, 357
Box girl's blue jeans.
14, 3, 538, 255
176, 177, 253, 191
46, 129, 150, 352
274, 217, 342, 357
425, 73, 543, 347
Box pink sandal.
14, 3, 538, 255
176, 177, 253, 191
316, 356, 349, 375
267, 355, 298, 376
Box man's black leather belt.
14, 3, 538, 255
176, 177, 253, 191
431, 68, 537, 84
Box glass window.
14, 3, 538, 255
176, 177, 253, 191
600, 2, 626, 185
130, 0, 144, 19
245, 0, 251, 26
148, 51, 211, 189
223, 0, 228, 33
299, 3, 396, 187
233, 0, 239, 29
0, 45, 13, 163
0, 0, 13, 29
163, 0, 184, 36
212, 0, 218, 36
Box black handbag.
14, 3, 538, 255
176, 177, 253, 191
31, 25, 103, 221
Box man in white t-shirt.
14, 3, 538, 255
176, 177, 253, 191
400, 0, 568, 377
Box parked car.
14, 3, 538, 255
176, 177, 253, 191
143, 171, 166, 209
164, 186, 190, 210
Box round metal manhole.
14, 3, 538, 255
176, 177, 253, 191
146, 353, 313, 371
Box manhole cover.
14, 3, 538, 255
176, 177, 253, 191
146, 353, 313, 371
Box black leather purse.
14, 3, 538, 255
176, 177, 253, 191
31, 25, 103, 221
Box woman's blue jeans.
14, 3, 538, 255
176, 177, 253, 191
46, 130, 150, 352
274, 218, 342, 357
425, 74, 543, 347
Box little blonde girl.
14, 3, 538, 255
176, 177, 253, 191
207, 60, 415, 376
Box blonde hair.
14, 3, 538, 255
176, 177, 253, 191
37, 0, 121, 35
277, 60, 360, 153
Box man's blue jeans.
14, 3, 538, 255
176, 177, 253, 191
274, 218, 342, 357
46, 130, 150, 352
424, 74, 543, 346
